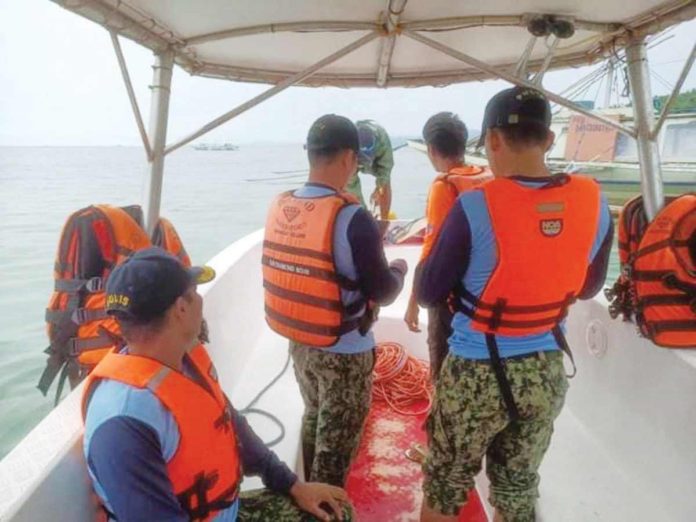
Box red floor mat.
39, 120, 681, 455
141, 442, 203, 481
345, 400, 488, 521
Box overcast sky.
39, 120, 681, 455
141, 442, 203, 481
1, 1, 694, 146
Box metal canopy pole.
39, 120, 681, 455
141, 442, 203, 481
143, 49, 174, 235
626, 35, 664, 220
403, 29, 637, 139
532, 36, 560, 85
514, 36, 538, 78
110, 31, 153, 161
165, 31, 379, 155
651, 41, 696, 140
376, 0, 407, 87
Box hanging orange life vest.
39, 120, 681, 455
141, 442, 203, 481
422, 166, 493, 259
608, 194, 696, 347
262, 190, 364, 347
83, 344, 241, 521
39, 204, 190, 404
153, 217, 192, 267
461, 175, 601, 336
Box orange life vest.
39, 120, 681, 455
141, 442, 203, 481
83, 344, 241, 521
39, 205, 190, 404
421, 166, 493, 259
608, 194, 696, 347
153, 217, 192, 267
262, 190, 364, 347
434, 166, 492, 194
461, 175, 601, 336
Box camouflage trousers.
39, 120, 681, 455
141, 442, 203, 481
345, 174, 367, 207
290, 342, 374, 487
426, 302, 453, 382
423, 350, 568, 521
238, 489, 352, 521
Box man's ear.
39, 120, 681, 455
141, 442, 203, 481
545, 130, 556, 152
487, 129, 501, 152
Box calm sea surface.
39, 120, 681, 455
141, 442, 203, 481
0, 144, 623, 459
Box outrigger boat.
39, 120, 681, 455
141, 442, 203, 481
1, 1, 695, 521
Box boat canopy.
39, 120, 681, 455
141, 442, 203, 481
49, 0, 695, 229
52, 0, 695, 88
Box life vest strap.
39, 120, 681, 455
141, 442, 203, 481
639, 294, 696, 308
53, 276, 104, 294
551, 325, 577, 378
457, 305, 566, 330
176, 472, 238, 521
633, 238, 692, 261
648, 320, 696, 335
485, 334, 520, 421
265, 305, 361, 338
71, 308, 109, 325
263, 240, 333, 263
69, 333, 114, 354
263, 280, 342, 312
459, 287, 573, 314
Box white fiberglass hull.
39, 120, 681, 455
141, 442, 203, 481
1, 230, 695, 521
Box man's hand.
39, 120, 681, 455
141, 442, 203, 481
370, 184, 392, 220
404, 295, 421, 332
389, 258, 408, 276
289, 481, 350, 521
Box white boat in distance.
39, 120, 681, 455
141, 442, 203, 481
193, 142, 239, 151
1, 1, 695, 521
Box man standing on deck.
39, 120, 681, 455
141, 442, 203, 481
418, 87, 613, 522
262, 114, 407, 487
344, 119, 394, 219
404, 112, 492, 382
82, 248, 352, 521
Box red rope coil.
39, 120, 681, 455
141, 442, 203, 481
372, 342, 433, 416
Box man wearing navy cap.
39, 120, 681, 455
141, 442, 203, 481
263, 114, 406, 488
418, 87, 613, 521
83, 247, 352, 521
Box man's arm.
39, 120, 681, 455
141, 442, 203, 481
578, 198, 615, 299
232, 409, 297, 492
373, 128, 394, 219
87, 417, 188, 521
348, 207, 406, 305
417, 202, 472, 307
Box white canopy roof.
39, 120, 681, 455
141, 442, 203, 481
52, 0, 696, 88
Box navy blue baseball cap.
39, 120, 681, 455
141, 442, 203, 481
306, 114, 359, 153
357, 122, 377, 166
105, 247, 215, 322
477, 86, 552, 147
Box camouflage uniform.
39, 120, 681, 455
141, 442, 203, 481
423, 350, 568, 521
290, 341, 374, 487
238, 489, 353, 521
426, 301, 453, 382
346, 120, 393, 206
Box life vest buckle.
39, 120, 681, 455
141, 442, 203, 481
66, 338, 82, 358
85, 277, 104, 293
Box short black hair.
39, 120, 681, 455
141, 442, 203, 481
115, 310, 169, 343
422, 112, 468, 159
497, 122, 551, 150
307, 147, 350, 168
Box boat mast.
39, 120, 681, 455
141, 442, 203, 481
604, 58, 615, 108
625, 35, 664, 220
143, 49, 174, 235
